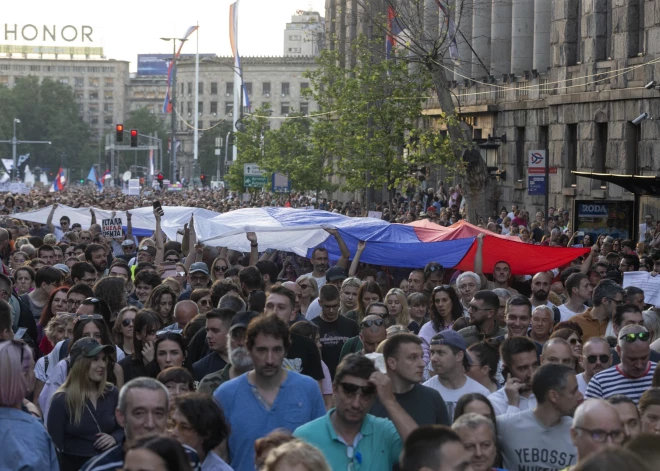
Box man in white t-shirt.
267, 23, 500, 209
576, 337, 612, 395
302, 229, 350, 290
557, 273, 592, 322
423, 330, 490, 420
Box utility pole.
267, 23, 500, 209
161, 36, 188, 183
0, 118, 51, 181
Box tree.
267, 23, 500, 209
303, 36, 462, 198
226, 104, 271, 192
197, 120, 233, 179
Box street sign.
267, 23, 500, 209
244, 163, 264, 176
528, 150, 546, 169
271, 172, 291, 193
244, 175, 267, 187
529, 167, 557, 174
528, 176, 546, 196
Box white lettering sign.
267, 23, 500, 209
2, 24, 94, 43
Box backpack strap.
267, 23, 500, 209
552, 306, 561, 325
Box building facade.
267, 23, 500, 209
173, 55, 318, 180
0, 57, 129, 139
284, 11, 325, 56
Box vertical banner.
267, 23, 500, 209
230, 0, 241, 162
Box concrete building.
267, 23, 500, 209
284, 11, 325, 56
0, 56, 129, 138
172, 55, 318, 180
125, 75, 168, 120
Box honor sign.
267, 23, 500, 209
2, 24, 95, 43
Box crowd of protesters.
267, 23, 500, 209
1, 183, 660, 471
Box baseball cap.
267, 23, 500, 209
189, 262, 210, 275
430, 331, 472, 364
122, 240, 135, 247
230, 311, 260, 331
53, 264, 70, 274
326, 266, 348, 282
426, 206, 437, 213
138, 246, 157, 257
69, 338, 113, 368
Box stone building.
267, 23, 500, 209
284, 11, 325, 56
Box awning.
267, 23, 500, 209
572, 172, 660, 196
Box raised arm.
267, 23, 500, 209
474, 233, 488, 288
90, 208, 97, 227
580, 243, 598, 275
154, 209, 164, 265
247, 232, 259, 266
46, 203, 58, 233
126, 211, 133, 241
325, 228, 350, 269
348, 240, 366, 277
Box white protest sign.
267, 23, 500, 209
367, 211, 383, 219
623, 271, 660, 307
102, 218, 123, 238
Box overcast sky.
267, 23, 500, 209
2, 0, 326, 71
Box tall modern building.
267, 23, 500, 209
284, 11, 325, 56
328, 0, 660, 221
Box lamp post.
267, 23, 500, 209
0, 117, 51, 181
160, 37, 188, 183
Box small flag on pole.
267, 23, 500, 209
162, 26, 199, 113
51, 168, 66, 192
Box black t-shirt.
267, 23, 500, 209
286, 333, 324, 381
192, 352, 228, 382
186, 327, 210, 368
312, 315, 359, 379
370, 383, 450, 426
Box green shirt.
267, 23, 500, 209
294, 409, 402, 471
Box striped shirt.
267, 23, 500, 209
585, 362, 656, 403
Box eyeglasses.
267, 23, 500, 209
586, 354, 610, 364
606, 297, 624, 306
78, 314, 104, 321
339, 382, 376, 398
156, 329, 183, 339
322, 303, 340, 311
361, 319, 385, 328
568, 338, 583, 346
299, 283, 311, 289
121, 318, 135, 327
619, 331, 651, 343
67, 298, 84, 308
574, 427, 625, 444
214, 265, 228, 272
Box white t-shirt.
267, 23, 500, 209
557, 303, 588, 322
305, 298, 322, 321
577, 372, 588, 395
423, 375, 490, 420
303, 272, 326, 290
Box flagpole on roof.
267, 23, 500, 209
193, 22, 199, 173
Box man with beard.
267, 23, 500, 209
84, 243, 108, 277
488, 336, 540, 415
498, 364, 581, 470
197, 311, 258, 394
458, 290, 506, 347
530, 271, 554, 309
474, 234, 519, 295
371, 334, 450, 426
302, 228, 350, 290
577, 337, 612, 395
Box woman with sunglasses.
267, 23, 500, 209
118, 309, 162, 386
0, 340, 59, 470
36, 286, 69, 356
145, 284, 177, 328
419, 285, 464, 368
296, 275, 318, 317
47, 338, 123, 471
210, 256, 231, 283
191, 289, 213, 315
345, 281, 383, 325
112, 307, 138, 356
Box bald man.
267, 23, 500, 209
530, 272, 554, 308
577, 337, 612, 395
163, 300, 199, 331
540, 338, 575, 368
570, 399, 625, 468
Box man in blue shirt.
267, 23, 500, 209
294, 353, 418, 471
214, 314, 326, 471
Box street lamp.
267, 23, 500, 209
160, 37, 188, 183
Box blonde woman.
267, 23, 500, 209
296, 275, 318, 316
46, 338, 123, 471
386, 288, 416, 332
263, 439, 331, 471
340, 277, 361, 316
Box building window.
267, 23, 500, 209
210, 82, 218, 94
289, 35, 302, 41
262, 82, 271, 96
75, 77, 84, 87
281, 103, 290, 115
90, 116, 99, 125
497, 86, 506, 100
13, 65, 26, 71
198, 82, 203, 94
89, 103, 99, 113
225, 102, 234, 115
187, 102, 192, 114
565, 124, 578, 187
72, 66, 83, 72
59, 78, 69, 85
74, 90, 84, 99
224, 82, 232, 96
187, 82, 192, 95
300, 102, 309, 115
29, 65, 40, 72
210, 101, 218, 114
515, 127, 525, 181
104, 103, 113, 113
288, 47, 302, 53
198, 120, 204, 129
539, 79, 551, 95
0, 65, 9, 71
593, 122, 608, 188
181, 83, 184, 95
516, 81, 529, 98
301, 82, 309, 90
104, 78, 114, 87
89, 91, 99, 100
104, 90, 114, 100
281, 83, 290, 96
87, 66, 101, 73
89, 77, 99, 87
244, 82, 252, 97
198, 101, 203, 114
104, 116, 113, 125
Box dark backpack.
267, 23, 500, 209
551, 306, 562, 325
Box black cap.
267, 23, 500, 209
69, 338, 113, 368
326, 266, 348, 282
230, 311, 260, 331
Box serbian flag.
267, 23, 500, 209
162, 26, 199, 113
386, 6, 403, 60
102, 169, 112, 181
51, 168, 65, 192
435, 0, 460, 63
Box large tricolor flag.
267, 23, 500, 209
51, 167, 65, 192
435, 0, 460, 63
229, 0, 245, 161
386, 6, 404, 60
162, 26, 199, 113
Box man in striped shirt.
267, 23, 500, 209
585, 325, 656, 403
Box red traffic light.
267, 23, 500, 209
130, 129, 138, 147
116, 124, 124, 142
116, 124, 124, 132
157, 173, 164, 181
130, 130, 137, 137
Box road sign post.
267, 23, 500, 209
244, 175, 267, 187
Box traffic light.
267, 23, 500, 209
200, 174, 206, 186
157, 173, 164, 189
116, 124, 124, 142
130, 129, 138, 148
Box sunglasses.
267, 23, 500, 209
156, 329, 184, 339
214, 265, 228, 272
433, 285, 452, 292
299, 284, 311, 289
619, 331, 650, 343
569, 338, 583, 345
586, 354, 610, 364
361, 319, 385, 328
606, 297, 624, 306
85, 297, 101, 304
339, 382, 376, 398
121, 318, 135, 327
78, 314, 104, 321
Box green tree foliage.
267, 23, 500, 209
197, 120, 233, 178
226, 104, 271, 192
0, 76, 95, 175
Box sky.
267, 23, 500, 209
2, 0, 326, 71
